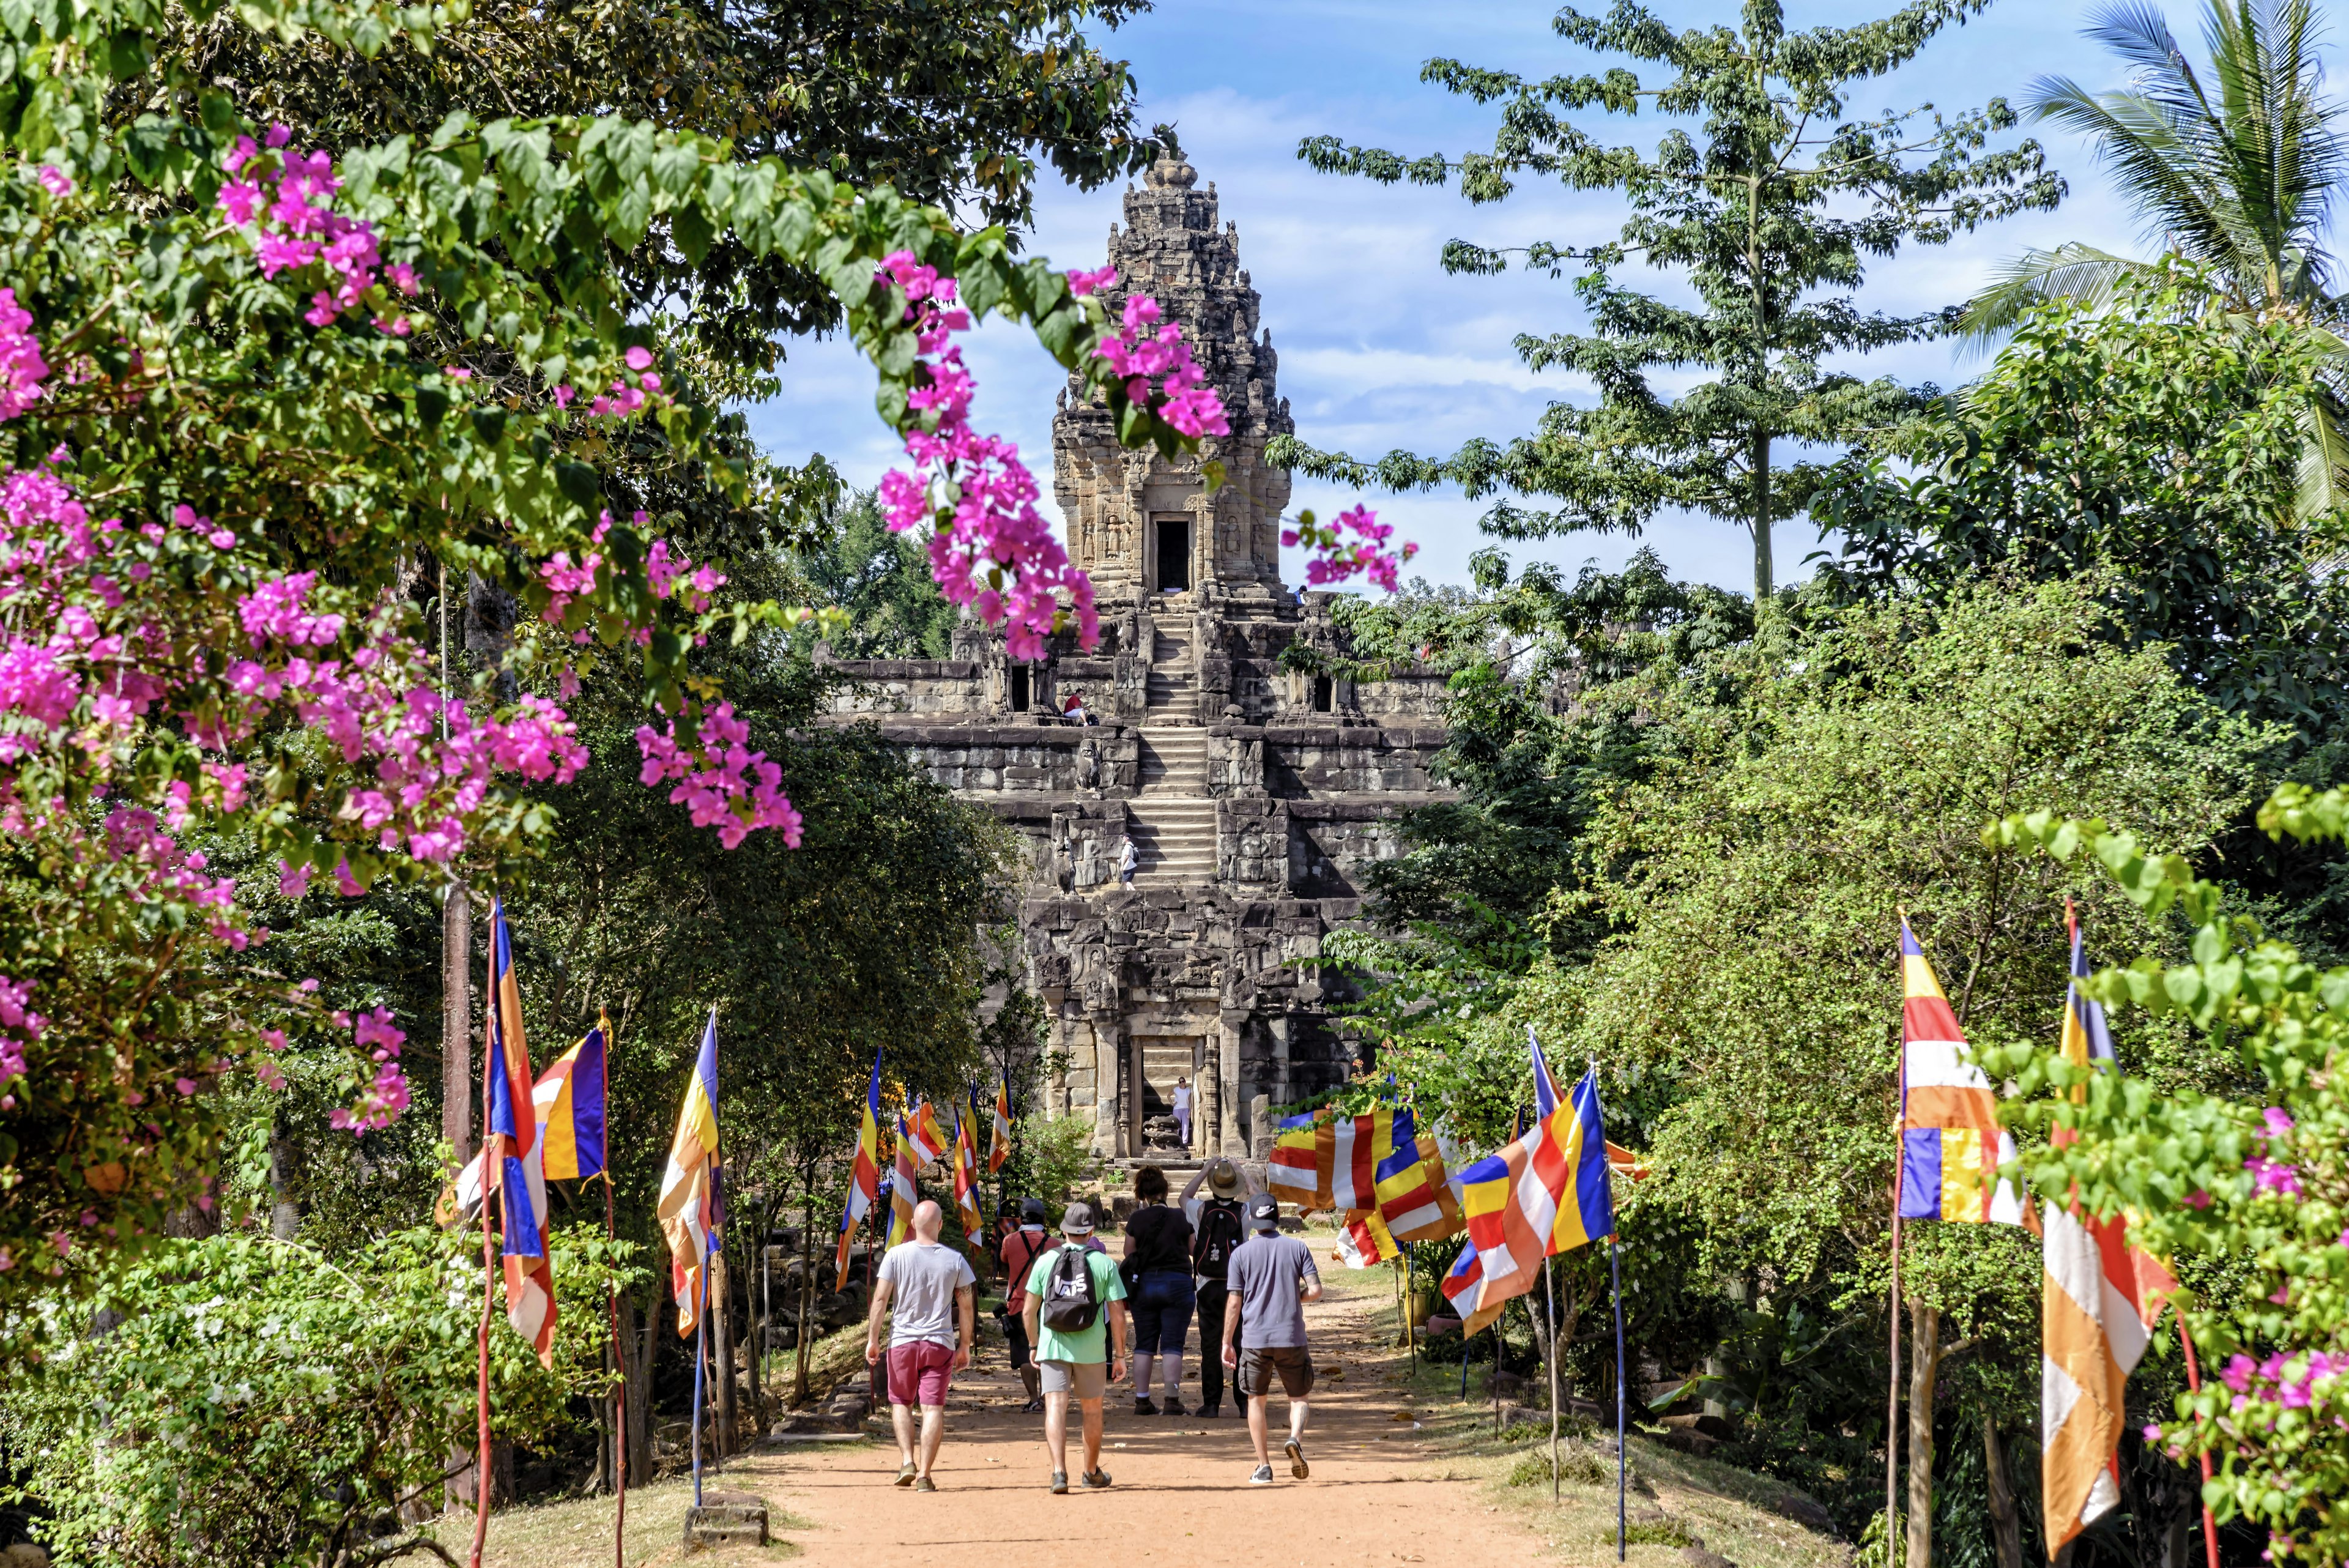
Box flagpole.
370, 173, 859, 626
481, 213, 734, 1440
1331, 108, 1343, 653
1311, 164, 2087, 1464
470, 1140, 495, 1568
2177, 1317, 2220, 1568
606, 1173, 626, 1568
691, 1260, 709, 1507
1888, 912, 1909, 1568
1546, 1255, 1560, 1503
1611, 1233, 1626, 1562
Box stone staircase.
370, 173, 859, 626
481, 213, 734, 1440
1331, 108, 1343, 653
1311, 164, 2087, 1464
1145, 628, 1197, 717
1129, 726, 1215, 884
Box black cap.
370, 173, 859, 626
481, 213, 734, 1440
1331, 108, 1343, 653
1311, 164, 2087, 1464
1020, 1198, 1048, 1223
1247, 1192, 1281, 1230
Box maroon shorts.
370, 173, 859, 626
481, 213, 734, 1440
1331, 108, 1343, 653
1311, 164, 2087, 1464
887, 1340, 954, 1407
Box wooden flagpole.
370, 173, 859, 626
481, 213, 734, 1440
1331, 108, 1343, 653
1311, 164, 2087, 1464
605, 1172, 626, 1568
1887, 911, 1909, 1568
469, 956, 496, 1568
2177, 1318, 2220, 1568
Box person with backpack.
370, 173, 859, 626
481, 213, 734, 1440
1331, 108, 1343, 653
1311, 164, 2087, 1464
1181, 1159, 1250, 1418
1021, 1201, 1129, 1494
996, 1197, 1055, 1413
1119, 1165, 1193, 1416
1222, 1192, 1321, 1485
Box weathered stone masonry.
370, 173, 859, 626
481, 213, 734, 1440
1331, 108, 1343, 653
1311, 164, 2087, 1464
821, 157, 1449, 1161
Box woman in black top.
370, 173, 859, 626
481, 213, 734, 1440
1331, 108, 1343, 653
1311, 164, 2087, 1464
1121, 1165, 1195, 1415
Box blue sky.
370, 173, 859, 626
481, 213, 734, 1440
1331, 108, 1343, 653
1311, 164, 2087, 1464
746, 0, 2151, 593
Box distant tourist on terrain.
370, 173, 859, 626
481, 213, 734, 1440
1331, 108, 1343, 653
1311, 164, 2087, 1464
1118, 836, 1138, 886
1171, 1075, 1192, 1149
865, 1199, 977, 1493
1121, 1164, 1195, 1416
1222, 1192, 1320, 1484
1023, 1202, 1129, 1493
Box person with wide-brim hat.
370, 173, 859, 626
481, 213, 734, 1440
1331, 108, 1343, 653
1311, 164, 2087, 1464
1181, 1158, 1254, 1418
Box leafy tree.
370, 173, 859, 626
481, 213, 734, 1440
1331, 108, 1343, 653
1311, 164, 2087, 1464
0, 1227, 644, 1568
1990, 783, 2349, 1567
1274, 0, 2063, 603
795, 491, 962, 660
1820, 270, 2349, 742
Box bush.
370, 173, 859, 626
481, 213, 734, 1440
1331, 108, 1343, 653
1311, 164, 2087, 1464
1017, 1113, 1101, 1207
0, 1227, 641, 1568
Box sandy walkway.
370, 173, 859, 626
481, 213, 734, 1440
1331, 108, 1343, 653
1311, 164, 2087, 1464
734, 1266, 1551, 1567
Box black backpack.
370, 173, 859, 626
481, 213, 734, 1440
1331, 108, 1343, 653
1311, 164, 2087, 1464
1040, 1243, 1100, 1332
1195, 1201, 1242, 1277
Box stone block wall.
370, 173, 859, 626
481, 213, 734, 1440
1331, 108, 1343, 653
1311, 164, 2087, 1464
1288, 802, 1412, 899
1217, 798, 1287, 890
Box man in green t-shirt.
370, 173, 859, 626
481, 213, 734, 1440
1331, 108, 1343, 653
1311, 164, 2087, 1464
1021, 1202, 1129, 1494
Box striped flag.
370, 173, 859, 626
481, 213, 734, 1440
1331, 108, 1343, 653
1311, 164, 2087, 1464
989, 1069, 1014, 1174
835, 1049, 885, 1277
538, 1021, 608, 1182
1268, 1111, 1327, 1208
2043, 916, 2176, 1550
1389, 1135, 1466, 1243
886, 1115, 920, 1247
1898, 920, 2024, 1225
1451, 1068, 1615, 1336
951, 1105, 984, 1240
656, 1011, 722, 1338
903, 1100, 949, 1167
482, 898, 555, 1366
1337, 1207, 1400, 1268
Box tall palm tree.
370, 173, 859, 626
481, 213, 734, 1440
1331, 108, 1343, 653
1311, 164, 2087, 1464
1961, 0, 2349, 513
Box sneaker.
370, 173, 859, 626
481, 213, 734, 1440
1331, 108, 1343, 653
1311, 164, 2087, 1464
1080, 1468, 1113, 1490
914, 1476, 937, 1493
1022, 1397, 1046, 1414
1050, 1471, 1069, 1495
1285, 1438, 1308, 1479
895, 1461, 918, 1487
1249, 1463, 1275, 1485
1132, 1397, 1159, 1416
1162, 1400, 1187, 1418
1199, 1402, 1222, 1419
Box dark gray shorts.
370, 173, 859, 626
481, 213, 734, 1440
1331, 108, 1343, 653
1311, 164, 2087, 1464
1238, 1344, 1314, 1398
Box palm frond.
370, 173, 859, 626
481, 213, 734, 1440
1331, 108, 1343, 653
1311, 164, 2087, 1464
1956, 245, 2160, 352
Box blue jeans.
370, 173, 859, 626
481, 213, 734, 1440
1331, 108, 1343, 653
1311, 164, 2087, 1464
1129, 1269, 1196, 1355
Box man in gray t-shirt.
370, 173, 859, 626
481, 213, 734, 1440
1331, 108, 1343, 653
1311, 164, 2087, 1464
1220, 1194, 1322, 1485
865, 1201, 977, 1491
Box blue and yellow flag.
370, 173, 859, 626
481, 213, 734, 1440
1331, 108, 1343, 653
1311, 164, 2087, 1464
656, 1009, 721, 1337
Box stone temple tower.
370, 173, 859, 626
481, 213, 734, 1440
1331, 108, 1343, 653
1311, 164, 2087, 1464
820, 158, 1450, 1167
1052, 155, 1294, 606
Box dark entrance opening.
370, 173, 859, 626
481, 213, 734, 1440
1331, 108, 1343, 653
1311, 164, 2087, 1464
1312, 675, 1334, 713
1156, 518, 1191, 593
1009, 666, 1030, 712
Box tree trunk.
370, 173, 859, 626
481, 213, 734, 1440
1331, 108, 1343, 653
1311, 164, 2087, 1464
1751, 428, 1773, 607
1906, 1299, 1940, 1568
442, 880, 472, 1169
712, 1250, 737, 1455
267, 1114, 301, 1240
625, 1295, 655, 1487
795, 1172, 817, 1407
1984, 1411, 2024, 1568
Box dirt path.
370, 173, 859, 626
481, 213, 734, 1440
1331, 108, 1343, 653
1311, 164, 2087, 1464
724, 1260, 1549, 1568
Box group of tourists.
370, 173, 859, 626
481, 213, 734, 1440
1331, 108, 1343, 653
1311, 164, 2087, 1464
862, 1157, 1321, 1493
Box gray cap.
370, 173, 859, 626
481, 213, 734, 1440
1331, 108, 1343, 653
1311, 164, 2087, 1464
1061, 1201, 1096, 1235
1246, 1192, 1281, 1230
1205, 1159, 1244, 1200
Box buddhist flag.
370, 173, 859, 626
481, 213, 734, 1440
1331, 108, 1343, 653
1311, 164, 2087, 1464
904, 1100, 949, 1167
482, 898, 555, 1366
835, 1049, 885, 1277
1451, 1068, 1615, 1336
1898, 920, 2024, 1225
989, 1069, 1014, 1174
1337, 1207, 1400, 1268
887, 1114, 919, 1247
951, 1106, 984, 1240
2042, 916, 2176, 1553
538, 1020, 608, 1182
1389, 1135, 1466, 1243
1268, 1110, 1328, 1208
657, 1010, 721, 1338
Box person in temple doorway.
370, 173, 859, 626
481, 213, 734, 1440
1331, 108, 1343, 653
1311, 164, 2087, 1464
1171, 1076, 1193, 1151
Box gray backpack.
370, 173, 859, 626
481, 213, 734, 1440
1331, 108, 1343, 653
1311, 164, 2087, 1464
1040, 1244, 1100, 1332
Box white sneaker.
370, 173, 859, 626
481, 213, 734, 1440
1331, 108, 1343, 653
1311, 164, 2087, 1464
1249, 1463, 1275, 1485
